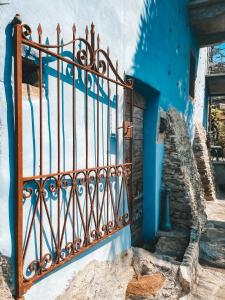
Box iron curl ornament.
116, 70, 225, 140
20, 23, 133, 88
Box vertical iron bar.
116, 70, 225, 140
85, 26, 89, 245
56, 24, 61, 258
72, 24, 76, 243
38, 24, 43, 269
129, 84, 133, 223
14, 23, 24, 300
91, 23, 95, 71
115, 61, 118, 227
106, 47, 110, 230
122, 74, 126, 222
96, 34, 100, 232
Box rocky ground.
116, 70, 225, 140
1, 200, 225, 299
0, 255, 14, 300
189, 199, 225, 300
57, 199, 225, 300
57, 247, 182, 300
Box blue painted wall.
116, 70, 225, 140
128, 0, 208, 240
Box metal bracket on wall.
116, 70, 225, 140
124, 121, 133, 139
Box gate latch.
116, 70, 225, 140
123, 121, 133, 139
117, 121, 133, 139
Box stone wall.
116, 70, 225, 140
193, 123, 216, 202
0, 254, 13, 299
162, 109, 209, 294
163, 109, 206, 232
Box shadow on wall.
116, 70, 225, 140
130, 0, 162, 241
4, 22, 15, 279
23, 41, 118, 174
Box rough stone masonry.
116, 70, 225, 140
193, 123, 216, 202
160, 109, 208, 294
163, 109, 206, 233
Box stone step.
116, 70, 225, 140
154, 232, 190, 263
199, 220, 225, 269
157, 230, 189, 239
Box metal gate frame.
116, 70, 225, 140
14, 20, 133, 299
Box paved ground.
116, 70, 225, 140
190, 200, 225, 300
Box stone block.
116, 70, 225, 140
126, 273, 165, 299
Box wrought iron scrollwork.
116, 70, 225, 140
22, 163, 131, 283
20, 23, 133, 88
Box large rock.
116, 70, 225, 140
126, 273, 165, 299
200, 220, 225, 268
155, 235, 189, 262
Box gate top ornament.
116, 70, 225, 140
19, 20, 133, 89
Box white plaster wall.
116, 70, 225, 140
194, 47, 209, 125
0, 0, 145, 299
25, 226, 130, 300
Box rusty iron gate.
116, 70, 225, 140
14, 21, 133, 299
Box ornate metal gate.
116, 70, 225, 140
14, 21, 133, 298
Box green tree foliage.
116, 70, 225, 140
211, 107, 225, 148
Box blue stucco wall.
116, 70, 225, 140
128, 0, 208, 240
0, 0, 208, 298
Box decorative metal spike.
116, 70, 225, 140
91, 22, 95, 33
56, 23, 61, 34
107, 46, 110, 55
72, 23, 76, 34
90, 22, 95, 53
37, 24, 42, 35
